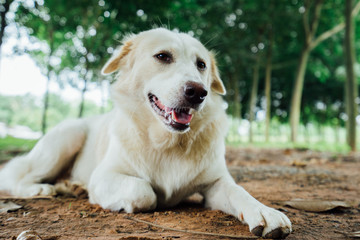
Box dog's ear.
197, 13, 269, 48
101, 39, 133, 75
210, 52, 226, 95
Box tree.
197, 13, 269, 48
63, 0, 110, 118
289, 0, 360, 142
60, 0, 177, 117
15, 0, 78, 133
289, 0, 324, 143
344, 0, 358, 151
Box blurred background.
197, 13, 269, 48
0, 0, 359, 154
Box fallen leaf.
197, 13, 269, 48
290, 159, 308, 168
277, 199, 352, 212
0, 200, 22, 214
309, 158, 328, 164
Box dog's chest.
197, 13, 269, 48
116, 122, 216, 207
137, 151, 207, 207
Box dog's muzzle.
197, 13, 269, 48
148, 94, 193, 131
148, 82, 207, 132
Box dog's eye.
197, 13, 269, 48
154, 52, 173, 64
197, 60, 206, 71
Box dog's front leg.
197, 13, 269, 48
203, 174, 292, 239
88, 165, 157, 213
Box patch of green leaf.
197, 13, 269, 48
0, 137, 38, 162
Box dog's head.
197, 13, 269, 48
102, 28, 226, 133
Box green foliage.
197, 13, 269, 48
9, 0, 359, 125
0, 94, 41, 130
0, 93, 104, 132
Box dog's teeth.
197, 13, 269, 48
171, 110, 176, 121
165, 107, 172, 113
166, 114, 172, 124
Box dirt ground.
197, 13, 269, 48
0, 147, 359, 240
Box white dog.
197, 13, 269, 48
0, 28, 291, 238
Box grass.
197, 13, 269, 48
226, 140, 351, 153
226, 117, 357, 154
0, 136, 38, 150
0, 118, 357, 163
0, 136, 38, 162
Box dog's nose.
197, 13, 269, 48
184, 81, 208, 105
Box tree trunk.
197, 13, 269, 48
249, 55, 261, 143
0, 0, 12, 81
344, 0, 358, 151
289, 47, 311, 142
41, 31, 54, 135
78, 77, 88, 118
233, 74, 242, 119
41, 73, 51, 135
100, 81, 106, 114
304, 123, 310, 143
334, 123, 340, 145
78, 59, 89, 118
265, 28, 273, 142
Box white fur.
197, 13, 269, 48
0, 28, 291, 238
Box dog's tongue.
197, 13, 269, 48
171, 110, 193, 125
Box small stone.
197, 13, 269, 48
16, 230, 42, 240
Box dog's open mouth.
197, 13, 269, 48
148, 94, 193, 131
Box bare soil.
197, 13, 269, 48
0, 147, 359, 240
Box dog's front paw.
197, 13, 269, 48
242, 205, 292, 239
88, 175, 157, 213
17, 183, 56, 197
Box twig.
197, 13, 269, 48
124, 216, 258, 239
0, 195, 54, 200
334, 230, 360, 237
